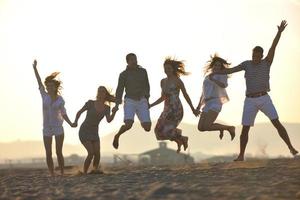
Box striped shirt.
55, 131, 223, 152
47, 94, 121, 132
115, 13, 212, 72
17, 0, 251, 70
240, 59, 271, 95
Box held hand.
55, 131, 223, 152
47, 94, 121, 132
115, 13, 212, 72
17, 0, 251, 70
278, 20, 287, 33
112, 106, 119, 113
71, 122, 77, 128
33, 60, 37, 68
193, 109, 201, 117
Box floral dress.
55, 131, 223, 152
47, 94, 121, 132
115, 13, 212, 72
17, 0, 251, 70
154, 80, 183, 141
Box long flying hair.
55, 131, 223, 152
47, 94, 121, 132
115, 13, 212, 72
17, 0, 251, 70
96, 86, 116, 105
44, 72, 62, 95
164, 57, 190, 77
203, 54, 231, 76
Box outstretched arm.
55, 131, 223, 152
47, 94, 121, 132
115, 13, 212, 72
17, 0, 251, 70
213, 65, 244, 75
266, 20, 287, 65
178, 78, 195, 113
32, 60, 44, 90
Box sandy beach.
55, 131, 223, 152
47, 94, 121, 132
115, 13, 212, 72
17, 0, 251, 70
1, 157, 300, 200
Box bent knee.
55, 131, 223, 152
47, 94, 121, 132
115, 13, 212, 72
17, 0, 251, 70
142, 123, 151, 132
124, 121, 134, 129
198, 124, 207, 132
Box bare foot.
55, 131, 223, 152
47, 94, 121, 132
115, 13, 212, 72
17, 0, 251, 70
88, 169, 104, 175
290, 148, 299, 156
175, 139, 182, 153
234, 155, 244, 162
112, 135, 119, 149
228, 126, 235, 141
182, 136, 188, 151
76, 171, 85, 176
219, 130, 224, 140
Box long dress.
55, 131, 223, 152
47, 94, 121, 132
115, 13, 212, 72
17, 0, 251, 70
154, 81, 183, 141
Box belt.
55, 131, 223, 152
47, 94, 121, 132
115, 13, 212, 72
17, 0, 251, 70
126, 96, 145, 101
246, 92, 267, 98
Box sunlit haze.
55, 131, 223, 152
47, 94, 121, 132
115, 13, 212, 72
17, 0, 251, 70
1, 0, 300, 145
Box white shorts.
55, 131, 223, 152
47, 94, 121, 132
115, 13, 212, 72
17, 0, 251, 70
242, 94, 278, 126
43, 126, 64, 137
124, 97, 151, 123
202, 98, 223, 113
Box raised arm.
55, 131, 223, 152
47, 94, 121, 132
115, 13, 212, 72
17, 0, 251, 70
266, 20, 287, 65
178, 78, 195, 113
32, 60, 44, 90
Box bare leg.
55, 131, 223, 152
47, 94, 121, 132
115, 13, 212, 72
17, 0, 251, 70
271, 119, 298, 156
43, 136, 54, 176
182, 136, 188, 151
198, 110, 235, 140
234, 126, 250, 161
174, 138, 183, 153
55, 134, 64, 175
113, 120, 133, 149
92, 141, 101, 170
82, 141, 94, 174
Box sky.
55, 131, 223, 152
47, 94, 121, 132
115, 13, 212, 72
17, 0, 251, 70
0, 0, 300, 145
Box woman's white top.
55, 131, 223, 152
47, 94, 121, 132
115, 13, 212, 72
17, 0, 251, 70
39, 86, 66, 128
201, 74, 229, 105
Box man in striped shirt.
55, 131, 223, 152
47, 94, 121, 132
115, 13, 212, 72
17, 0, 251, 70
213, 20, 298, 161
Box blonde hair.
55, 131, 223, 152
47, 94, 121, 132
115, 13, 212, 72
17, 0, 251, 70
44, 72, 62, 95
164, 57, 190, 77
203, 54, 231, 75
96, 86, 116, 105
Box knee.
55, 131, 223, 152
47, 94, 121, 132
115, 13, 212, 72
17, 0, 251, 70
124, 122, 133, 130
142, 123, 151, 132
241, 126, 250, 134
45, 150, 52, 157
87, 152, 94, 159
154, 126, 160, 135
56, 151, 63, 158
94, 151, 100, 158
198, 126, 205, 132
272, 119, 285, 130
198, 123, 206, 132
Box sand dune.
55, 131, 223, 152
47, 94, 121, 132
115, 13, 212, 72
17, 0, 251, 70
1, 157, 300, 199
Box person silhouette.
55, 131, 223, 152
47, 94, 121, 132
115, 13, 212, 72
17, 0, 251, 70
213, 20, 298, 161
